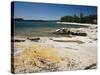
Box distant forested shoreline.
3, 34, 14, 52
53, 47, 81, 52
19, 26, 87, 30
12, 18, 59, 22
60, 13, 97, 24
12, 12, 97, 24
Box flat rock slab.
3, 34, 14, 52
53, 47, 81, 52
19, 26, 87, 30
12, 38, 26, 42
51, 38, 84, 44
27, 37, 40, 41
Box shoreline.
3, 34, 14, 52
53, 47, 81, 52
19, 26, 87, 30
12, 24, 97, 73
13, 36, 97, 73
56, 22, 97, 27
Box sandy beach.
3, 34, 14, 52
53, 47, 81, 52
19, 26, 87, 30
12, 25, 97, 73
11, 2, 98, 74
56, 22, 97, 27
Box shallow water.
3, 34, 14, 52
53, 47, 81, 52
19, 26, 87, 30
14, 21, 87, 37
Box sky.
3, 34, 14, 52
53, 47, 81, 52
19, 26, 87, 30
13, 1, 97, 20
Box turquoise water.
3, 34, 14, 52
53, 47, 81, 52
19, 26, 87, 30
15, 21, 87, 37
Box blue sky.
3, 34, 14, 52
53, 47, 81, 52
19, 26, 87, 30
13, 1, 97, 20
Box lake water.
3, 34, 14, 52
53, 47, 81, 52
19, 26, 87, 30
14, 21, 87, 37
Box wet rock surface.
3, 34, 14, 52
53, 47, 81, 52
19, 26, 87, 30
54, 28, 87, 36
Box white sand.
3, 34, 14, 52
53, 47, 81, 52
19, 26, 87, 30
14, 26, 97, 71
56, 22, 97, 27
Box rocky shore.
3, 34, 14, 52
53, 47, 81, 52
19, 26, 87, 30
12, 25, 97, 73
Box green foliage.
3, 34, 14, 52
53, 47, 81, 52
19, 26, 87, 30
60, 13, 97, 24
61, 16, 74, 22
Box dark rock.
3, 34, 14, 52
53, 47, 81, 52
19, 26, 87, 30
13, 39, 25, 42
84, 63, 97, 69
15, 39, 25, 42
27, 37, 40, 41
54, 28, 87, 36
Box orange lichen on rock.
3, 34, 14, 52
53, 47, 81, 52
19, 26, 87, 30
13, 44, 61, 73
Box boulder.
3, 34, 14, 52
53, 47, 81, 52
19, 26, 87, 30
54, 28, 87, 36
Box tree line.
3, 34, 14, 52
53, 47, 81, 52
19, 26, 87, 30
60, 13, 97, 24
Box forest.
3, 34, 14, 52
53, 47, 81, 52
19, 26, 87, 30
60, 13, 97, 24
